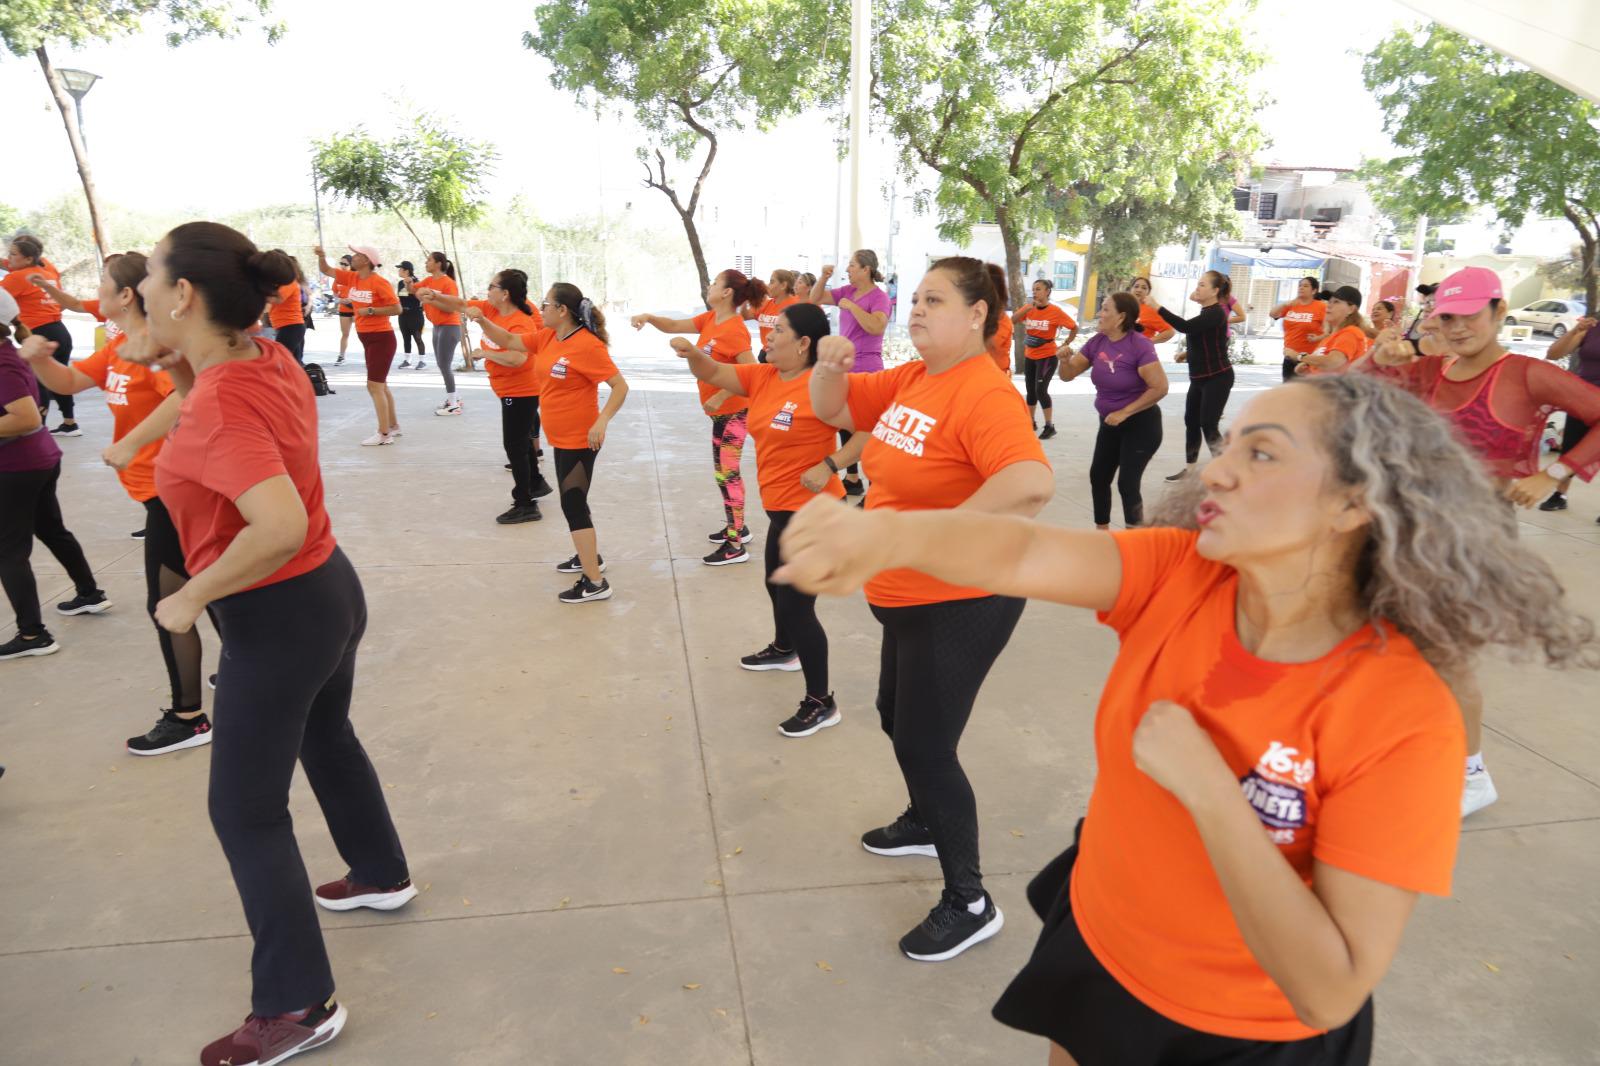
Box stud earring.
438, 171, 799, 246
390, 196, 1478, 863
169, 309, 183, 321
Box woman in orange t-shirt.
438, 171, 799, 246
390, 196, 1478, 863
1011, 278, 1079, 438
1294, 286, 1369, 376
676, 301, 865, 736
19, 251, 217, 756
985, 262, 1016, 374
316, 244, 401, 444
476, 282, 630, 601
3, 236, 81, 434
801, 256, 1053, 963
331, 253, 355, 365
421, 269, 553, 524
743, 268, 801, 362
1271, 276, 1327, 383
776, 373, 1599, 1065
633, 268, 768, 564
1129, 277, 1176, 344
412, 252, 464, 411
264, 253, 308, 363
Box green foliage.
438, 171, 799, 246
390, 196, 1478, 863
313, 129, 409, 216
0, 0, 282, 56
403, 114, 497, 231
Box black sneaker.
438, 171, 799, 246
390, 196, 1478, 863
558, 575, 612, 603
740, 643, 801, 672
530, 475, 554, 499
1039, 424, 1057, 440
707, 526, 754, 544
56, 590, 112, 616
1165, 468, 1190, 482
862, 806, 938, 857
127, 710, 213, 756
702, 540, 750, 566
779, 694, 841, 738
0, 630, 59, 660
899, 890, 1004, 962
496, 503, 542, 525
51, 422, 83, 437
556, 553, 606, 574
842, 478, 865, 499
131, 528, 147, 540
1539, 492, 1569, 512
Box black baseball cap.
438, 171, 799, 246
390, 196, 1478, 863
1330, 285, 1363, 308
1416, 282, 1438, 297
396, 260, 415, 272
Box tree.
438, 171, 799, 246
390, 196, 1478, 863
874, 0, 1263, 314
1, 0, 283, 260
525, 0, 845, 294
1363, 26, 1600, 310
400, 113, 497, 291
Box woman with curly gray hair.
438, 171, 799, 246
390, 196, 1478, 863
771, 373, 1596, 1066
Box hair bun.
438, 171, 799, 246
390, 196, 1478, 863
246, 249, 297, 293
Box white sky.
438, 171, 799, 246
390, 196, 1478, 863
0, 0, 1421, 218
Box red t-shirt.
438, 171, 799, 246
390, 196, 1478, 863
734, 363, 847, 513
1, 265, 63, 329
412, 275, 462, 326
154, 338, 336, 590
471, 300, 544, 398
331, 268, 397, 334
526, 326, 619, 449
845, 355, 1048, 607
74, 334, 175, 502
1071, 528, 1463, 1041
1020, 302, 1076, 360
693, 311, 753, 417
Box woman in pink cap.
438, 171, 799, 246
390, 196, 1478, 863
1366, 265, 1600, 817
315, 244, 402, 445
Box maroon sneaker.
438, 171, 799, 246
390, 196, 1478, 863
199, 999, 346, 1066
313, 875, 418, 912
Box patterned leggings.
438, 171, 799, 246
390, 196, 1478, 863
711, 411, 749, 534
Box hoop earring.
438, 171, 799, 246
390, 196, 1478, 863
169, 309, 184, 321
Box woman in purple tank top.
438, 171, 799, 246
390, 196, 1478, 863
810, 249, 892, 499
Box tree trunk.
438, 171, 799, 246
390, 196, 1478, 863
678, 206, 711, 298
36, 46, 109, 262
1560, 204, 1598, 313
996, 207, 1026, 372
381, 200, 428, 257
1081, 225, 1099, 325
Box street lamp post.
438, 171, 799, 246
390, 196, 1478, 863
56, 68, 101, 151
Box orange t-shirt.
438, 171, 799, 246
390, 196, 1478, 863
1020, 302, 1076, 360
1281, 300, 1326, 354
471, 299, 544, 398
1, 265, 63, 329
73, 335, 175, 502
412, 275, 462, 326
846, 355, 1048, 607
693, 311, 754, 417
268, 282, 303, 329
80, 299, 105, 322
987, 314, 1015, 373
332, 269, 397, 334
1303, 324, 1367, 375
754, 296, 799, 350
526, 326, 619, 448
734, 363, 848, 513
1071, 528, 1464, 1041
1137, 303, 1172, 339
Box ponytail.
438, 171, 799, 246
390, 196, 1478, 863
721, 269, 770, 312
428, 251, 456, 280
549, 281, 610, 345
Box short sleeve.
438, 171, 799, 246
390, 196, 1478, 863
845, 362, 918, 429
733, 362, 768, 398
692, 311, 714, 333
81, 299, 104, 321
579, 338, 618, 382
960, 383, 1049, 481
0, 356, 36, 407
524, 327, 555, 355
373, 277, 398, 304
831, 285, 851, 304
865, 288, 891, 314
198, 396, 288, 501
1099, 528, 1206, 634
1132, 335, 1159, 367
149, 368, 176, 399
74, 348, 111, 388
467, 300, 495, 316
333, 268, 357, 289
1059, 307, 1078, 330
1081, 335, 1103, 362
721, 319, 753, 356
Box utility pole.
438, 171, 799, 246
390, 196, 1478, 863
846, 0, 871, 256
1411, 213, 1429, 291
312, 163, 326, 251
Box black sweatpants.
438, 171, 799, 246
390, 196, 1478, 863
1089, 407, 1163, 527
764, 509, 829, 697
1184, 368, 1234, 464
142, 497, 203, 712
399, 309, 426, 355
207, 548, 409, 1016
837, 429, 860, 476
872, 594, 1026, 902
501, 396, 545, 505
32, 321, 75, 421
275, 323, 307, 364
0, 461, 99, 635
1024, 355, 1060, 412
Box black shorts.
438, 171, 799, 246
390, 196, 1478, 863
992, 822, 1374, 1066
1561, 413, 1591, 454
339, 310, 354, 319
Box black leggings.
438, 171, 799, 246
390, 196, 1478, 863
1184, 368, 1234, 464
275, 323, 307, 363
501, 396, 545, 505
207, 548, 410, 1016
399, 310, 426, 355
837, 429, 860, 477
0, 461, 98, 635
554, 446, 598, 531
1282, 356, 1300, 383
1089, 407, 1163, 527
764, 509, 829, 697
31, 321, 75, 420
1024, 355, 1059, 411
142, 497, 203, 712
872, 595, 1026, 902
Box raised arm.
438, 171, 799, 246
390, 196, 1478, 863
808, 335, 857, 430
1548, 318, 1594, 362
26, 274, 88, 314
629, 313, 702, 334
461, 308, 529, 366
415, 287, 468, 314
671, 337, 743, 394
17, 336, 97, 394
312, 246, 340, 280
1058, 350, 1092, 382
811, 266, 837, 306
1159, 303, 1224, 336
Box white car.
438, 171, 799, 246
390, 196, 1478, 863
1505, 299, 1587, 338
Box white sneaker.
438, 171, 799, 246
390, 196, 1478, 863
1462, 766, 1499, 818
434, 400, 463, 416
361, 433, 394, 447
388, 426, 403, 438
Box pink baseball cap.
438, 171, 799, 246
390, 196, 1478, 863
348, 244, 382, 269
1428, 267, 1504, 318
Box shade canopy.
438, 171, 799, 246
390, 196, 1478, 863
1398, 0, 1600, 104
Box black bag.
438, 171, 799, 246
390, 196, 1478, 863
304, 362, 334, 396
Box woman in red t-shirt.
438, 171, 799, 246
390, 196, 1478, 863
133, 221, 415, 1066
632, 268, 770, 564
775, 373, 1597, 1066
315, 244, 401, 445
20, 251, 217, 755
3, 235, 81, 435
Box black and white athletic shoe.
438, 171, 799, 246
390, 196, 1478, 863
740, 643, 801, 672
50, 422, 83, 437
861, 806, 938, 857
558, 575, 613, 604
702, 540, 750, 566
56, 590, 111, 615
556, 553, 607, 574
496, 503, 542, 525
127, 710, 213, 756
707, 526, 754, 544
899, 890, 1004, 962
778, 694, 840, 738
131, 528, 147, 540
0, 631, 59, 660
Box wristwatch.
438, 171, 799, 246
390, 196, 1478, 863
1546, 460, 1573, 481
823, 456, 839, 473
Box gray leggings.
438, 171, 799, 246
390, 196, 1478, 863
433, 324, 461, 393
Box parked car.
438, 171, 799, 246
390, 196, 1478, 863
1505, 298, 1588, 337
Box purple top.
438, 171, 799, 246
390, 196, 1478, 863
1573, 327, 1600, 386
832, 284, 890, 372
1083, 330, 1160, 418
0, 340, 61, 473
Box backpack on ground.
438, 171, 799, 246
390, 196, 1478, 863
304, 362, 334, 396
